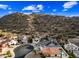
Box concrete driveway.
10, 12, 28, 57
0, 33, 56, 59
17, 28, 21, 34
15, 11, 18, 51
13, 44, 34, 58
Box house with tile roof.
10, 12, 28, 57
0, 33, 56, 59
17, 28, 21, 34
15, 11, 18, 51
40, 47, 62, 57
0, 43, 9, 54
40, 47, 68, 58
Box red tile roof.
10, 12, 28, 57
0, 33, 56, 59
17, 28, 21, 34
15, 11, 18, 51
41, 47, 61, 57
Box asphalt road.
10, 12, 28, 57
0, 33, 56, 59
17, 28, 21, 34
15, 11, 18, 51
13, 44, 34, 58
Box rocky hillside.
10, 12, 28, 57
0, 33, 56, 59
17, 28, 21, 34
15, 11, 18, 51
0, 13, 31, 34
0, 12, 79, 39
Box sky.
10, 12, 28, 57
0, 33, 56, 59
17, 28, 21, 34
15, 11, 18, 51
0, 1, 79, 17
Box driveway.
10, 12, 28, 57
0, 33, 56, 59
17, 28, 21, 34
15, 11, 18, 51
13, 44, 34, 58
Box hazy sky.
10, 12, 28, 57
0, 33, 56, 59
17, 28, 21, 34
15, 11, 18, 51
0, 1, 79, 17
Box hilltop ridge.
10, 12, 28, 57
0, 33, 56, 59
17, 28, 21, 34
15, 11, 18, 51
0, 13, 79, 39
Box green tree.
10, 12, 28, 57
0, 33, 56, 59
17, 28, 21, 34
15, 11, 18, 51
28, 36, 33, 43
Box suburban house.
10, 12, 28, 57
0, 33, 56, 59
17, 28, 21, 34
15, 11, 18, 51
33, 37, 41, 44
21, 35, 28, 43
33, 37, 69, 58
64, 43, 79, 57
40, 47, 62, 58
0, 43, 9, 54
8, 40, 18, 45
0, 37, 6, 43
64, 43, 79, 52
40, 46, 68, 58
17, 35, 29, 44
